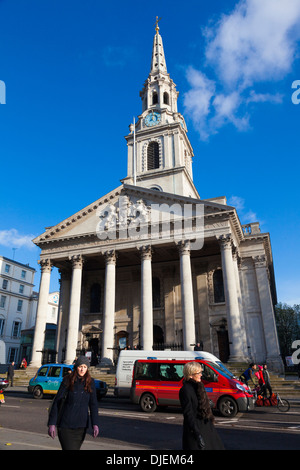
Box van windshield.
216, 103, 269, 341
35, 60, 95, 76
206, 361, 234, 379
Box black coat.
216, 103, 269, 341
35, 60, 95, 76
179, 380, 224, 450
48, 376, 100, 429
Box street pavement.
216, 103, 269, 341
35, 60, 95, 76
1, 386, 149, 451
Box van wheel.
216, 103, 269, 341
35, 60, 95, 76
33, 386, 43, 399
140, 393, 157, 412
218, 396, 238, 417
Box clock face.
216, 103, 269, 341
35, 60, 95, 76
144, 111, 161, 127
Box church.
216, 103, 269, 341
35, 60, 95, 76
30, 22, 283, 372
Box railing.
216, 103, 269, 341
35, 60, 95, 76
242, 222, 261, 235
152, 342, 183, 351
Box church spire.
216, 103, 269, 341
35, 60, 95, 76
150, 17, 167, 75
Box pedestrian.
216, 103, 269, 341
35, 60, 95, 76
47, 356, 100, 450
7, 361, 15, 387
179, 361, 225, 450
194, 341, 203, 351
239, 363, 257, 387
262, 363, 273, 398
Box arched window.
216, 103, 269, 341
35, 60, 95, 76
147, 142, 160, 170
213, 270, 225, 303
163, 92, 169, 105
90, 283, 101, 313
152, 91, 158, 105
152, 277, 161, 308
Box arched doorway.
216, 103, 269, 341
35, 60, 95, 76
153, 324, 164, 348
116, 330, 129, 350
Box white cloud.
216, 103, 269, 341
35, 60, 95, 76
0, 229, 36, 250
184, 0, 300, 140
228, 195, 258, 224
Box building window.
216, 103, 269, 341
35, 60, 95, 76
21, 270, 26, 279
2, 279, 8, 290
19, 284, 24, 294
8, 347, 18, 363
17, 300, 23, 312
163, 92, 169, 105
0, 295, 6, 309
5, 264, 10, 274
152, 91, 158, 105
12, 321, 21, 338
152, 277, 161, 308
0, 318, 5, 335
147, 142, 160, 170
90, 283, 101, 313
213, 269, 225, 303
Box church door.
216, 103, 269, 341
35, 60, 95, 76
217, 330, 230, 363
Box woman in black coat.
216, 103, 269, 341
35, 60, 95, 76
179, 362, 224, 450
48, 356, 100, 450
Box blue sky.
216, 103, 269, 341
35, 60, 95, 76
0, 0, 300, 305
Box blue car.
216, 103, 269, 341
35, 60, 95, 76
28, 363, 108, 400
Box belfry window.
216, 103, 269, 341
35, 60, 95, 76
152, 91, 158, 105
147, 142, 160, 170
163, 92, 169, 105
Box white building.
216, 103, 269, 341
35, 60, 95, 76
0, 256, 36, 363
31, 23, 283, 372
0, 255, 59, 364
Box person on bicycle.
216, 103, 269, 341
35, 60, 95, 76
239, 363, 257, 386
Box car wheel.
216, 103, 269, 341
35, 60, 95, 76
218, 396, 238, 417
33, 385, 43, 399
140, 393, 157, 412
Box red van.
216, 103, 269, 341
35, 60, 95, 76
130, 359, 255, 418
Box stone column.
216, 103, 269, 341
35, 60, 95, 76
101, 250, 117, 364
139, 245, 153, 350
218, 235, 245, 361
232, 247, 249, 361
178, 240, 195, 351
253, 255, 283, 372
30, 259, 52, 367
56, 269, 71, 363
65, 255, 84, 364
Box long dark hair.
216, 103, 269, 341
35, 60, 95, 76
196, 381, 215, 423
66, 367, 93, 393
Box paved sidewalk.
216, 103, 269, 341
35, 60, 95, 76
0, 427, 149, 451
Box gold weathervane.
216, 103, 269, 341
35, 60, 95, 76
155, 16, 162, 34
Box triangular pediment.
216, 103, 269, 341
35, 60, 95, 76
33, 183, 237, 247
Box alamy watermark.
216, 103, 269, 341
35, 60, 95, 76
291, 80, 300, 105
291, 340, 300, 365
0, 80, 6, 104
95, 196, 205, 250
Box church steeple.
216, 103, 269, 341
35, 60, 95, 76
150, 17, 167, 75
123, 19, 199, 199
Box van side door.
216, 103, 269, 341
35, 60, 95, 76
157, 362, 184, 406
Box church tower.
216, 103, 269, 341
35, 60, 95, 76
123, 19, 199, 198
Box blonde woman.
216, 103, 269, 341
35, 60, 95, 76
179, 362, 224, 450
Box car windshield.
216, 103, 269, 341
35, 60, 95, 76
206, 361, 234, 379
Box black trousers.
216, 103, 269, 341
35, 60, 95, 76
58, 427, 86, 450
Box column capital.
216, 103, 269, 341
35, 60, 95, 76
138, 245, 152, 261
217, 234, 232, 251
38, 258, 52, 273
69, 254, 84, 269
104, 249, 117, 265
177, 239, 191, 255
